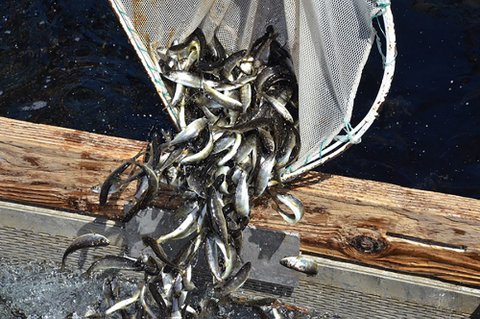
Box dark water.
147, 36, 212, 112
0, 1, 479, 199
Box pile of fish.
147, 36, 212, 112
63, 26, 305, 318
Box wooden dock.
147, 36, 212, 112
1, 116, 480, 286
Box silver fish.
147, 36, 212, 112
275, 193, 304, 224
217, 133, 242, 166
207, 187, 229, 244
275, 127, 297, 169
219, 239, 236, 280
214, 166, 231, 194
157, 207, 199, 243
203, 83, 243, 111
148, 282, 168, 316
181, 132, 214, 164
258, 127, 275, 155
61, 233, 110, 270
206, 235, 223, 282
254, 152, 275, 196
215, 75, 257, 91
142, 236, 176, 268
200, 104, 219, 123
170, 297, 182, 319
235, 170, 250, 217
240, 83, 252, 113
212, 134, 236, 155
235, 133, 257, 163
222, 49, 247, 81
263, 92, 294, 123
99, 158, 137, 205
177, 96, 187, 129
167, 117, 208, 147
85, 255, 141, 276
279, 255, 318, 276
162, 70, 219, 89
140, 284, 158, 319
105, 288, 141, 315
215, 261, 252, 297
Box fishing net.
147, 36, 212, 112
108, 0, 396, 181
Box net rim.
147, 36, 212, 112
281, 4, 397, 182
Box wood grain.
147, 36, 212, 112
1, 116, 480, 286
0, 117, 144, 218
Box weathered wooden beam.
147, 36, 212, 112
1, 116, 480, 286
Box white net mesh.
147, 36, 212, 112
109, 0, 394, 178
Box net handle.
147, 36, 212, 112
281, 4, 396, 182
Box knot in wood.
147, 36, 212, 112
349, 235, 387, 254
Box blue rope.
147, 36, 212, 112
334, 119, 360, 144
372, 0, 390, 19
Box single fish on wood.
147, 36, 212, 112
280, 256, 318, 276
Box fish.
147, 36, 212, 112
140, 254, 162, 276
182, 264, 196, 292
156, 206, 199, 243
234, 133, 257, 163
254, 152, 276, 196
198, 33, 226, 71
214, 166, 231, 194
222, 49, 247, 81
91, 25, 303, 316
167, 34, 200, 59
200, 104, 219, 123
279, 255, 318, 276
207, 183, 229, 244
274, 193, 304, 224
240, 83, 252, 113
213, 117, 271, 133
212, 134, 236, 155
140, 284, 158, 319
122, 162, 159, 223
99, 157, 137, 205
275, 126, 297, 169
219, 239, 236, 280
145, 130, 163, 168
170, 297, 182, 319
84, 255, 142, 276
258, 127, 275, 155
214, 261, 252, 297
215, 74, 257, 91
206, 235, 224, 283
148, 282, 168, 316
217, 133, 242, 166
105, 288, 141, 315
162, 70, 219, 89
203, 83, 243, 111
61, 233, 110, 270
255, 65, 294, 93
181, 131, 214, 164
235, 170, 250, 217
263, 92, 294, 123
142, 236, 177, 269
166, 117, 209, 147
173, 231, 205, 268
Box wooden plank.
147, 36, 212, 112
0, 117, 144, 218
252, 175, 480, 286
1, 116, 480, 286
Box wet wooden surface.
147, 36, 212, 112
1, 116, 480, 286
